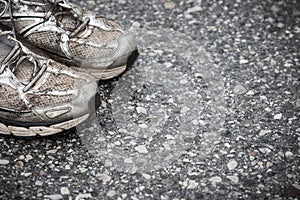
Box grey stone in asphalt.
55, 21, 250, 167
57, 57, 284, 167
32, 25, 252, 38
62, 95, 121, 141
0, 159, 9, 165
233, 84, 247, 94
227, 160, 238, 171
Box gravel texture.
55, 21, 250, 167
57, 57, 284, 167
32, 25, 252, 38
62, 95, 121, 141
0, 0, 299, 199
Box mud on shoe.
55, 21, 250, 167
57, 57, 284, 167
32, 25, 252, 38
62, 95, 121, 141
0, 0, 138, 80
0, 30, 98, 137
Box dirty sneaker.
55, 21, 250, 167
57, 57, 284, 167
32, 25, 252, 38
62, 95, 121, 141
0, 0, 138, 80
0, 30, 98, 137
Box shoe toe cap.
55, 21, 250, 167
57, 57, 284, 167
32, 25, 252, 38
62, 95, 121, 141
76, 31, 138, 70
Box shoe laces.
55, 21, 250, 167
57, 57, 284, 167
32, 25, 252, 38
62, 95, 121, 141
8, 0, 90, 38
0, 31, 49, 93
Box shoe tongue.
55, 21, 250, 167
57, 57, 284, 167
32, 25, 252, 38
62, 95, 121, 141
42, 1, 80, 31
59, 14, 79, 31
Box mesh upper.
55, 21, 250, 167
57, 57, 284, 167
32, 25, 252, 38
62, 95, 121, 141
13, 59, 35, 84
0, 85, 27, 110
26, 93, 75, 108
26, 31, 65, 55
68, 29, 121, 59
26, 23, 123, 60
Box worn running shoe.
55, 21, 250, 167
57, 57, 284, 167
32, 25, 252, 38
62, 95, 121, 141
0, 0, 138, 80
0, 30, 98, 137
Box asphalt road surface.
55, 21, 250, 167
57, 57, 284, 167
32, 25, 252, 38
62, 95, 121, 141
0, 0, 299, 199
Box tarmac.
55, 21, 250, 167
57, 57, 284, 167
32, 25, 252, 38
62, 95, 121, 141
0, 0, 299, 199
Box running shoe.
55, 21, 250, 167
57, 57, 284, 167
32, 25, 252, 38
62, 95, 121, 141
0, 0, 138, 80
0, 30, 98, 137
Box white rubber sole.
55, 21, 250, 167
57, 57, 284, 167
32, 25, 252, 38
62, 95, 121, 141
72, 65, 127, 80
0, 114, 89, 137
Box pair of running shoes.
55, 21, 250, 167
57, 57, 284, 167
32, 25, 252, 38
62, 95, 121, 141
0, 0, 138, 137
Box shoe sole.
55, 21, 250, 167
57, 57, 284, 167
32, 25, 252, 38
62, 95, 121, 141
0, 114, 89, 137
72, 64, 127, 80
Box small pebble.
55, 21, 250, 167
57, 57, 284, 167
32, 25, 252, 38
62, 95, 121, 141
227, 176, 239, 184
186, 6, 202, 13
277, 23, 285, 28
259, 130, 272, 136
124, 158, 134, 164
239, 60, 249, 64
136, 107, 147, 114
227, 160, 238, 170
107, 190, 116, 197
60, 187, 70, 195
75, 194, 92, 199
181, 106, 190, 114
164, 2, 175, 9
285, 151, 293, 158
274, 114, 283, 120
135, 145, 149, 154
142, 173, 151, 179
250, 151, 258, 157
44, 194, 63, 200
139, 124, 148, 129
35, 180, 43, 186
266, 162, 273, 168
271, 5, 280, 13
96, 174, 112, 183
15, 160, 24, 168
0, 159, 9, 165
209, 176, 222, 184
234, 85, 247, 94
187, 180, 199, 189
